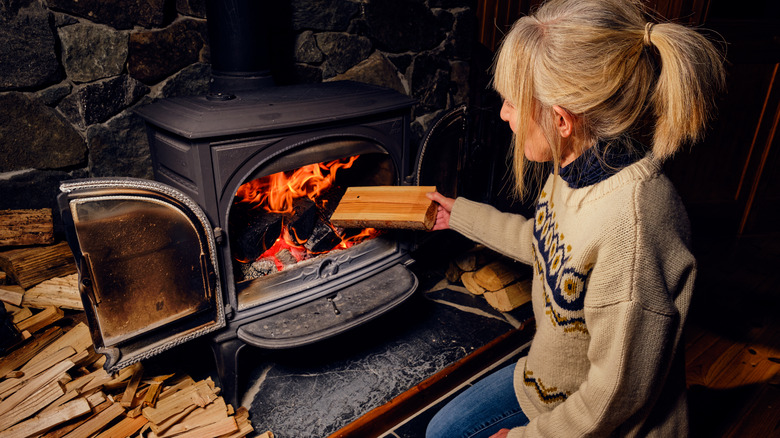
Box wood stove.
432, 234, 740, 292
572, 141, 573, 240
56, 80, 475, 407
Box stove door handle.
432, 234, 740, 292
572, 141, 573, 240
79, 252, 100, 306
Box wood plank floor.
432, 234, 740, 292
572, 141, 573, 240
686, 235, 780, 437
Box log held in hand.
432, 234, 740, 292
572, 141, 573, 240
330, 186, 438, 231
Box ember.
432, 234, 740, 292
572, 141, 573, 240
231, 155, 382, 279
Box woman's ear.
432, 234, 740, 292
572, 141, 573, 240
552, 105, 575, 138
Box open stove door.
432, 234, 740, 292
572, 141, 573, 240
57, 178, 226, 373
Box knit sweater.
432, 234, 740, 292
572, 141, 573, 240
448, 155, 695, 437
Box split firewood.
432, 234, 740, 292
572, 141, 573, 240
0, 378, 66, 430
26, 322, 91, 371
460, 271, 487, 295
473, 260, 527, 292
0, 326, 62, 377
150, 416, 238, 438
142, 379, 220, 424
0, 285, 24, 307
0, 242, 77, 289
483, 280, 533, 312
22, 274, 83, 310
0, 397, 91, 438
80, 368, 114, 393
102, 362, 143, 391
445, 261, 463, 283
454, 245, 498, 272
150, 405, 198, 435
221, 407, 256, 438
38, 399, 114, 438
59, 401, 125, 438
19, 346, 76, 382
330, 186, 438, 230
10, 306, 32, 324
448, 245, 498, 284
92, 414, 148, 438
143, 373, 178, 409
0, 208, 55, 247
0, 270, 6, 285
0, 359, 74, 417
120, 362, 144, 407
14, 305, 65, 334
0, 322, 252, 438
152, 397, 230, 436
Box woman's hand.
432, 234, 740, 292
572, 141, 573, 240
490, 428, 510, 438
426, 191, 455, 231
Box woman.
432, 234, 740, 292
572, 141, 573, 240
425, 0, 725, 436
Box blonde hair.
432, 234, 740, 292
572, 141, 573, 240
492, 0, 726, 198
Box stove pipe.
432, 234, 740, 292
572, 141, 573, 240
205, 0, 275, 94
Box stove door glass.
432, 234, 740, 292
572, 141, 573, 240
58, 178, 225, 372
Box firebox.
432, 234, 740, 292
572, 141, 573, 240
56, 80, 477, 407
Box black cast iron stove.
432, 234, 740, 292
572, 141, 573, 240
55, 0, 486, 408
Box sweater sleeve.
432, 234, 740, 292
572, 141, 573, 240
448, 197, 536, 265
508, 180, 696, 438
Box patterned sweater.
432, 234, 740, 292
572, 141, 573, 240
448, 155, 695, 437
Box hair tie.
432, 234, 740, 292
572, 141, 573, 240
643, 22, 655, 46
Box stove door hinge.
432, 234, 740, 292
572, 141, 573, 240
224, 304, 234, 320
213, 227, 225, 245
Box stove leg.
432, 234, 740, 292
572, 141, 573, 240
211, 338, 246, 409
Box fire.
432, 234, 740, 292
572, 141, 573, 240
235, 155, 360, 214
233, 155, 382, 275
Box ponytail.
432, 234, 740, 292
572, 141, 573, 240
645, 22, 726, 158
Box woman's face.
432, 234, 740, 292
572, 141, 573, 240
500, 100, 552, 162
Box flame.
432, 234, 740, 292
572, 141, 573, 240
233, 155, 382, 274
235, 156, 359, 214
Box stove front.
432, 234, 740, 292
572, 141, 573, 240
57, 80, 454, 406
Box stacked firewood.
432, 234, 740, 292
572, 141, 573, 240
0, 318, 261, 437
447, 245, 532, 312
0, 209, 269, 438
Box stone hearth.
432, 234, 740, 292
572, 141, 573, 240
141, 237, 533, 438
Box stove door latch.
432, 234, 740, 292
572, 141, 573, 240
213, 227, 225, 245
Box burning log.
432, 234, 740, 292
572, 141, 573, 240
287, 197, 317, 244
304, 220, 343, 254
231, 212, 282, 263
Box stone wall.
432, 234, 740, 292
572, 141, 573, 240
0, 0, 474, 216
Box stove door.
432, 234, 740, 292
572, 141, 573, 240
58, 178, 226, 373
414, 103, 514, 205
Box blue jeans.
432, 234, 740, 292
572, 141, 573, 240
426, 363, 529, 438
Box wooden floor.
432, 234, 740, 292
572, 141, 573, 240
685, 235, 780, 437
333, 234, 780, 437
